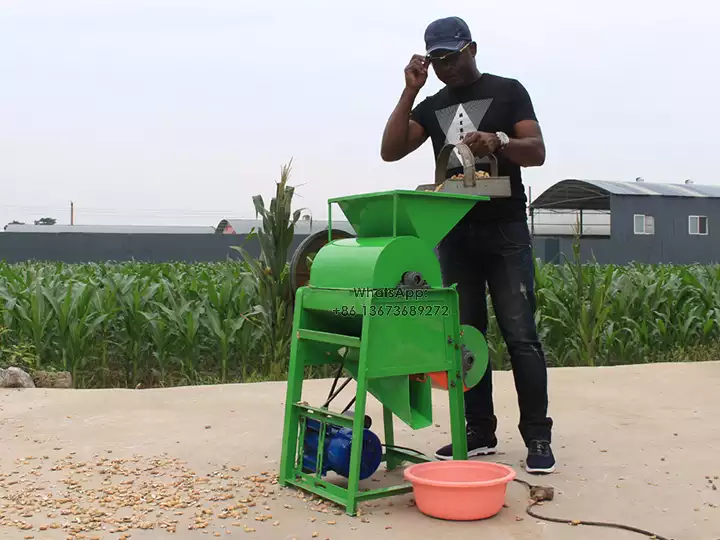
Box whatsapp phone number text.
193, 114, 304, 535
332, 305, 449, 317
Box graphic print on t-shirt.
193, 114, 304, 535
434, 98, 493, 169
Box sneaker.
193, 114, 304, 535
525, 440, 556, 474
434, 427, 498, 460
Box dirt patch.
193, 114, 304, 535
1, 362, 719, 539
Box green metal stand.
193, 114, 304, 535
279, 287, 470, 515
278, 189, 489, 516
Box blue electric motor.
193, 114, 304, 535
302, 417, 383, 480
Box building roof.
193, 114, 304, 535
215, 218, 356, 235
3, 224, 216, 234
531, 179, 720, 210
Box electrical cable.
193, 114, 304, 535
381, 444, 429, 457
322, 377, 352, 409
324, 362, 345, 406
512, 478, 673, 540
323, 354, 358, 414
340, 397, 356, 415
0, 203, 247, 216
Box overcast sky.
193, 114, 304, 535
1, 0, 717, 227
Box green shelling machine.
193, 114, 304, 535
279, 143, 509, 515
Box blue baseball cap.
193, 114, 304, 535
424, 16, 472, 55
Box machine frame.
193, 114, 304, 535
279, 144, 508, 515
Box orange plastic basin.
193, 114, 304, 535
403, 461, 516, 521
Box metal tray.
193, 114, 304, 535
416, 143, 512, 198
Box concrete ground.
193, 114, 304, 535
1, 362, 719, 540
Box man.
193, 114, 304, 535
380, 16, 555, 474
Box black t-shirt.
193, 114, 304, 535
410, 73, 538, 223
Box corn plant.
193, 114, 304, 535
232, 160, 305, 379
200, 268, 260, 382
0, 326, 37, 370
0, 270, 55, 368
43, 280, 108, 385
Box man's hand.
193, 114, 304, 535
380, 54, 430, 162
461, 131, 500, 157
404, 54, 429, 92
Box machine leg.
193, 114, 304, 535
279, 308, 306, 486
448, 372, 468, 460
345, 374, 369, 516
383, 406, 399, 470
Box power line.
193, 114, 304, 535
0, 203, 252, 218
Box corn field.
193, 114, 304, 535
0, 161, 312, 389
2, 257, 719, 388
1, 165, 719, 388
488, 257, 720, 369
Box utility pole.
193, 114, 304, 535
70, 201, 75, 225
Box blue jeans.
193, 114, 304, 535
437, 219, 553, 446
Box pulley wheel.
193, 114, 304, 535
459, 325, 488, 388
427, 325, 489, 391
290, 228, 355, 296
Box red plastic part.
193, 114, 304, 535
427, 371, 472, 392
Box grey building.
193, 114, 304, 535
529, 179, 720, 264
6, 179, 720, 266
0, 218, 355, 264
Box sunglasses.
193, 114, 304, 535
426, 41, 472, 64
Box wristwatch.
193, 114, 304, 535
495, 131, 510, 152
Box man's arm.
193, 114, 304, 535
499, 119, 546, 167
461, 79, 545, 167
381, 54, 430, 162
380, 87, 428, 162
501, 79, 545, 167
463, 122, 545, 167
